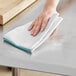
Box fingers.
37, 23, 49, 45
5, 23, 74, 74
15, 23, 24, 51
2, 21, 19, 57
31, 23, 41, 36
28, 21, 35, 31
28, 13, 51, 36
40, 18, 49, 32
31, 17, 42, 36
28, 17, 49, 36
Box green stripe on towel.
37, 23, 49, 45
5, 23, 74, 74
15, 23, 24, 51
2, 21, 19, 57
3, 38, 32, 54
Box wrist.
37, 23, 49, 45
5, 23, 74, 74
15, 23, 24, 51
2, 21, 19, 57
42, 8, 56, 17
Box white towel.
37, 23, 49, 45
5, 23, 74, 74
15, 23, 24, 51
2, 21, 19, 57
3, 13, 63, 54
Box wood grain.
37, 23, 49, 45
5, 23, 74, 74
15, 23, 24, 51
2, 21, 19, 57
0, 0, 37, 25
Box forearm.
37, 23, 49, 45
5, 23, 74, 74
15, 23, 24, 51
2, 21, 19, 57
29, 0, 60, 36
43, 0, 60, 14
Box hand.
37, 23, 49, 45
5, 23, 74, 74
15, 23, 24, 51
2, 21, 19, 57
28, 11, 54, 36
28, 0, 59, 36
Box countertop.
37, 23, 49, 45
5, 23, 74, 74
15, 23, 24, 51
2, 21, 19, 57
0, 0, 76, 76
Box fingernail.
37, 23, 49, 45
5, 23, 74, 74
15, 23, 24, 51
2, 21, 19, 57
41, 28, 43, 32
33, 32, 36, 36
28, 27, 31, 31
28, 27, 30, 31
31, 30, 33, 35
